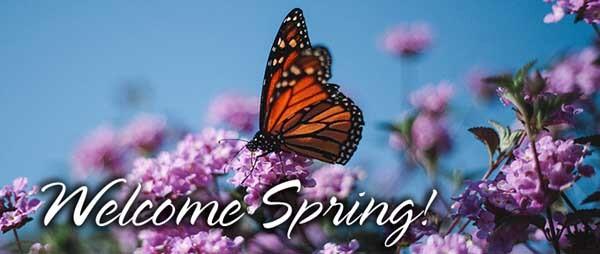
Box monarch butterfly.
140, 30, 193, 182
244, 8, 364, 165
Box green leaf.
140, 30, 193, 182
532, 92, 580, 129
581, 191, 600, 205
574, 135, 600, 147
380, 122, 400, 132
525, 71, 546, 96
483, 74, 513, 88
514, 60, 536, 90
468, 127, 500, 158
489, 120, 523, 153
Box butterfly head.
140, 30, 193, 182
246, 131, 281, 153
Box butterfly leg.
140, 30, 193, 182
241, 152, 272, 184
277, 152, 286, 177
241, 151, 258, 185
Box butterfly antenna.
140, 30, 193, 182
222, 146, 247, 174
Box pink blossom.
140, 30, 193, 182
136, 227, 244, 254
544, 0, 600, 24
127, 128, 243, 200
317, 239, 360, 254
175, 128, 244, 175
409, 82, 454, 114
230, 151, 314, 214
168, 229, 243, 254
411, 113, 452, 155
382, 23, 432, 57
207, 93, 259, 133
120, 114, 166, 154
72, 126, 126, 177
0, 178, 42, 233
410, 234, 482, 254
544, 47, 600, 97
302, 165, 364, 201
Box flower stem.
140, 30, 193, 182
524, 126, 560, 254
457, 220, 469, 234
12, 229, 24, 254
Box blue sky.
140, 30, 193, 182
0, 0, 594, 202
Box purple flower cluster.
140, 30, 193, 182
454, 136, 594, 215
452, 179, 535, 253
411, 114, 452, 155
544, 0, 600, 24
390, 82, 454, 161
208, 93, 259, 133
302, 165, 364, 201
544, 47, 600, 97
501, 136, 594, 213
120, 114, 167, 154
452, 180, 504, 238
136, 227, 243, 254
316, 239, 360, 254
410, 234, 482, 254
127, 128, 243, 200
452, 135, 595, 252
409, 81, 453, 115
72, 114, 169, 178
382, 23, 432, 57
0, 178, 42, 233
72, 126, 126, 177
229, 151, 314, 214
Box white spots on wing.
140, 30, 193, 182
290, 65, 301, 75
289, 39, 297, 48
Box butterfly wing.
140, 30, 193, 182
260, 8, 312, 131
267, 46, 364, 165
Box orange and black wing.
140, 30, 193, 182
260, 8, 311, 131
265, 46, 364, 165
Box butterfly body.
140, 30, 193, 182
247, 8, 364, 165
246, 131, 283, 154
